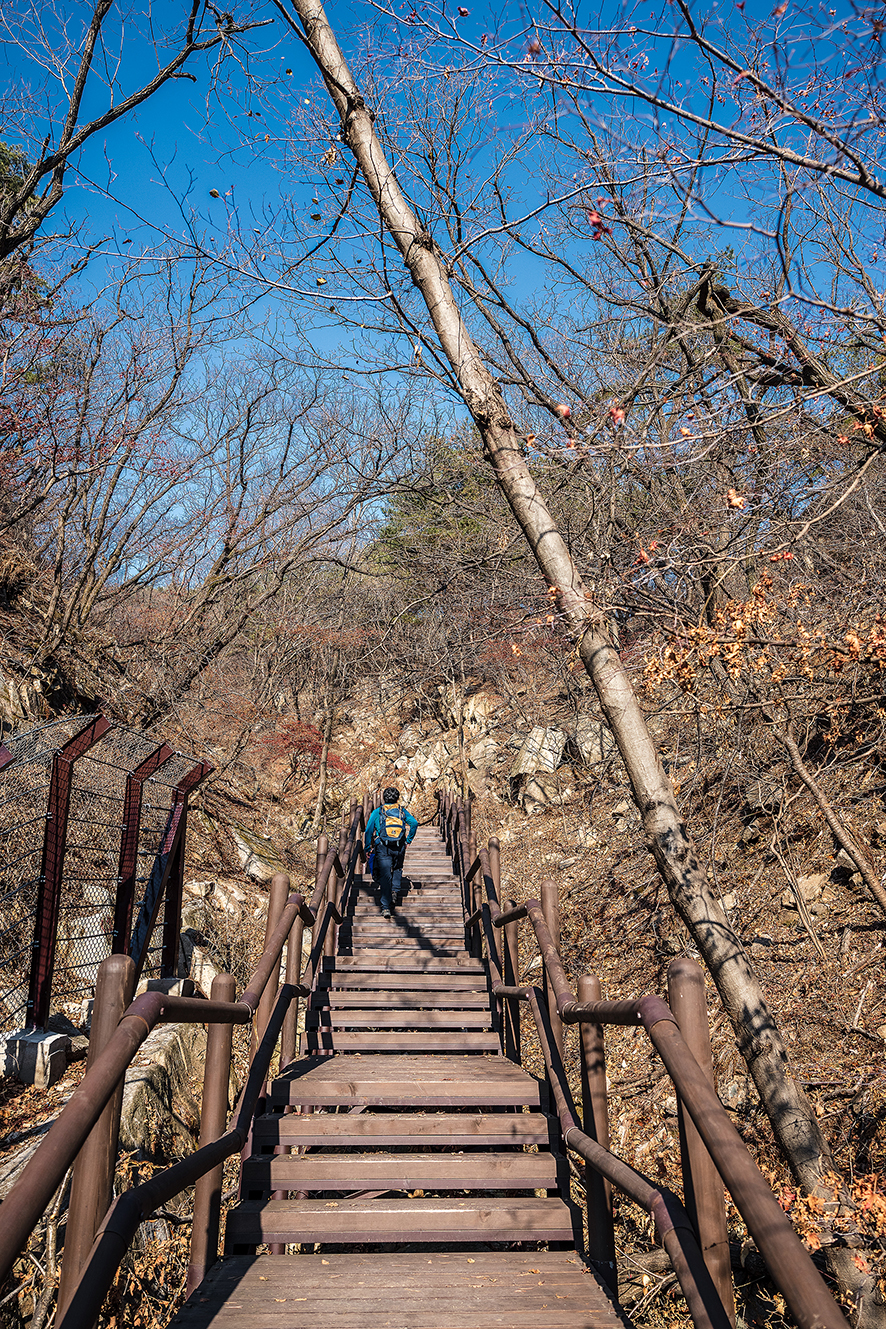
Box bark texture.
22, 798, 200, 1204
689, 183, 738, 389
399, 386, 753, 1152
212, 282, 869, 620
275, 2, 880, 1318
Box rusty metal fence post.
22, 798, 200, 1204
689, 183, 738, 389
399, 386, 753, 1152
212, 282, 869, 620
186, 972, 236, 1297
112, 744, 173, 956
578, 973, 616, 1294
28, 715, 113, 1028
57, 953, 135, 1318
668, 958, 735, 1325
161, 763, 212, 977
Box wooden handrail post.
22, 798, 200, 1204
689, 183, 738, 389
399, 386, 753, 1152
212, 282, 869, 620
187, 972, 236, 1297
469, 830, 481, 956
280, 908, 306, 1070
503, 896, 521, 1064
254, 873, 290, 1058
540, 880, 565, 1063
325, 808, 348, 957
668, 958, 735, 1325
578, 974, 616, 1293
58, 953, 135, 1319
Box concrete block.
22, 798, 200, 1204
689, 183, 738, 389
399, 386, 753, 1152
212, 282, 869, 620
0, 1029, 70, 1087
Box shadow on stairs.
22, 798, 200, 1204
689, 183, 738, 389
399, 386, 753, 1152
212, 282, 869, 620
171, 826, 629, 1329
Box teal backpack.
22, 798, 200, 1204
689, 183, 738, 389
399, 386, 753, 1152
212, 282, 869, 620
378, 805, 407, 847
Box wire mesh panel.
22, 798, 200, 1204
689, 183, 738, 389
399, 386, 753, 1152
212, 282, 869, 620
0, 717, 207, 1032
49, 729, 173, 1017
132, 753, 198, 980
0, 719, 89, 1028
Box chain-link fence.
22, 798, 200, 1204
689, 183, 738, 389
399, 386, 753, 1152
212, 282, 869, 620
0, 716, 210, 1031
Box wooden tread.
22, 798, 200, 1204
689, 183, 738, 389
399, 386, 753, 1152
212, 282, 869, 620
274, 1054, 535, 1106
254, 1112, 552, 1147
226, 1195, 578, 1245
303, 1031, 502, 1053
240, 1150, 558, 1191
315, 991, 490, 1008
305, 1011, 493, 1029
174, 1252, 625, 1329
324, 956, 481, 971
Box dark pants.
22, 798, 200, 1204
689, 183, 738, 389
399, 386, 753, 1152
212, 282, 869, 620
374, 843, 406, 913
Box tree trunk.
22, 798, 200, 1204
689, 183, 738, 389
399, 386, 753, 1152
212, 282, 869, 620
276, 2, 880, 1317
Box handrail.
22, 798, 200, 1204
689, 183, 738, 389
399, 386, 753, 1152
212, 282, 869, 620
439, 790, 850, 1329
0, 889, 308, 1286
56, 980, 294, 1329
0, 800, 370, 1314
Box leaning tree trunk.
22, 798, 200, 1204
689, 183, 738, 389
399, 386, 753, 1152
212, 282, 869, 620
274, 2, 880, 1318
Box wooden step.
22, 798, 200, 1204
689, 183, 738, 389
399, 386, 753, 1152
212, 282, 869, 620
226, 1195, 578, 1246
173, 1252, 625, 1329
240, 1150, 558, 1192
322, 974, 487, 992
334, 951, 470, 962
302, 1031, 501, 1053
255, 1112, 552, 1147
324, 956, 482, 971
314, 992, 490, 1008
322, 962, 486, 972
352, 905, 465, 915
271, 1054, 541, 1107
305, 1011, 492, 1029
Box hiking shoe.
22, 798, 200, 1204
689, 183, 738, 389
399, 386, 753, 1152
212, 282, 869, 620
382, 909, 391, 919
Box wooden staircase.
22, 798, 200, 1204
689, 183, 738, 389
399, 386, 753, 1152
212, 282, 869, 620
173, 826, 627, 1329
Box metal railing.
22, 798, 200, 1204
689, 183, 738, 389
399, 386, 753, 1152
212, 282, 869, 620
438, 789, 850, 1329
0, 716, 210, 1031
0, 794, 373, 1329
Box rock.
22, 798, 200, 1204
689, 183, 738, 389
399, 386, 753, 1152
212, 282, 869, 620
575, 827, 598, 849
781, 871, 827, 909
744, 780, 781, 814
558, 857, 578, 869
227, 822, 289, 884
876, 1024, 886, 1041
0, 1030, 70, 1087
573, 715, 616, 766
520, 773, 572, 813
468, 736, 500, 770
740, 821, 761, 843
119, 1020, 206, 1158
751, 932, 774, 947
510, 727, 566, 777
721, 893, 736, 911
835, 849, 858, 873
612, 799, 634, 817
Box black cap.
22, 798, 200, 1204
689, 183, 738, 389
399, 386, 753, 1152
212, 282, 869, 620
383, 786, 400, 803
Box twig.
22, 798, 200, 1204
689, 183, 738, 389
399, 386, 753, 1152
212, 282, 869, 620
851, 980, 873, 1030
769, 835, 827, 960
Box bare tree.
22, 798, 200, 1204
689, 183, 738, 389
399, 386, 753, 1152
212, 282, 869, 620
0, 0, 269, 272
269, 2, 883, 1319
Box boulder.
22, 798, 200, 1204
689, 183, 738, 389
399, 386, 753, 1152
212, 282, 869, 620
227, 822, 289, 884
781, 871, 827, 910
510, 727, 566, 778
468, 736, 500, 770
119, 1020, 205, 1159
573, 715, 617, 766
744, 779, 782, 814
520, 772, 573, 813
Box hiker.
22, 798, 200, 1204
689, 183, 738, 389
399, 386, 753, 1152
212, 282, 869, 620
364, 786, 418, 918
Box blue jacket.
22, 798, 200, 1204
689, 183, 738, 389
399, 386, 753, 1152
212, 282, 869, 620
365, 803, 418, 853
